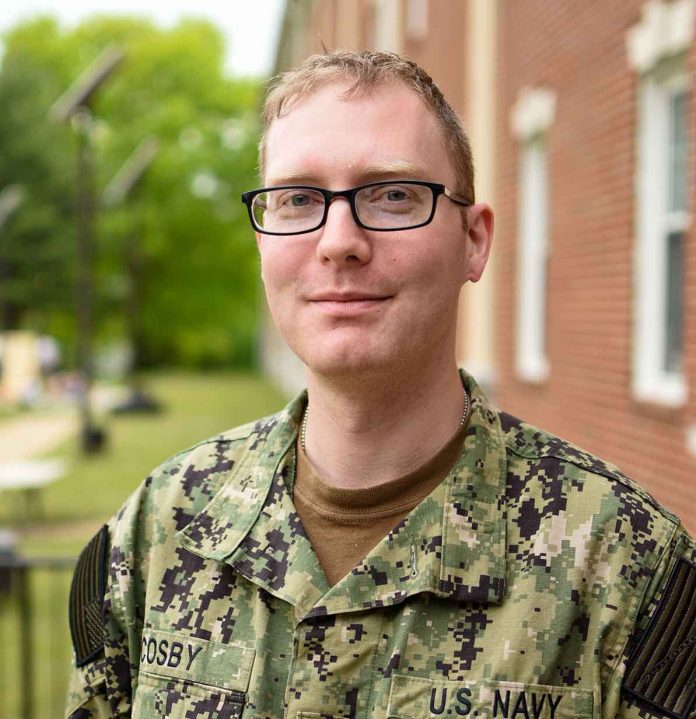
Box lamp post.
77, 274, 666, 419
50, 46, 124, 453
104, 136, 161, 413
0, 185, 25, 332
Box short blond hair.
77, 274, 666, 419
260, 50, 475, 203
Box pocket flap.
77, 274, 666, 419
139, 629, 255, 692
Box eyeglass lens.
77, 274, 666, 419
251, 183, 435, 233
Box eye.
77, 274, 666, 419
289, 193, 311, 206
366, 184, 415, 203
385, 189, 408, 202
274, 189, 322, 209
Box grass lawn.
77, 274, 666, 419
0, 371, 287, 718
11, 371, 288, 556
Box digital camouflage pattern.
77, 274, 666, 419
66, 372, 696, 719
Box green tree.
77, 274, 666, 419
0, 16, 261, 367
0, 19, 75, 335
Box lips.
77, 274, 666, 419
308, 291, 392, 302
306, 291, 393, 315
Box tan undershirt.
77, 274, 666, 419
293, 418, 468, 587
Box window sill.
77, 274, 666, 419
515, 358, 550, 385
631, 374, 688, 408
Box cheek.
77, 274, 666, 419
258, 248, 308, 333
259, 245, 294, 292
409, 245, 465, 294
259, 262, 289, 327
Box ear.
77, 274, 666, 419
464, 202, 494, 283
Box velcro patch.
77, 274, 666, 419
623, 556, 696, 719
69, 524, 109, 667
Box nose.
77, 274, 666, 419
315, 196, 372, 266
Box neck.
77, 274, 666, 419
302, 358, 467, 489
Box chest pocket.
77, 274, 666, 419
387, 676, 598, 719
132, 629, 255, 719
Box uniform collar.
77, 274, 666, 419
177, 371, 508, 619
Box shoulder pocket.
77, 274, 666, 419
132, 629, 255, 719
388, 676, 598, 719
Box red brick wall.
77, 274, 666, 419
310, 1, 337, 53
495, 0, 696, 532
402, 2, 467, 117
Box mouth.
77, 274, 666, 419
307, 292, 393, 314
309, 292, 392, 302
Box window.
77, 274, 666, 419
627, 0, 693, 406
516, 138, 550, 382
406, 0, 428, 40
372, 0, 402, 53
510, 88, 556, 382
633, 69, 689, 404
666, 87, 687, 373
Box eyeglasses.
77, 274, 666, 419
240, 180, 471, 236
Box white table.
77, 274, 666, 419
0, 459, 65, 519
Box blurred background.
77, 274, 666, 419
0, 0, 694, 716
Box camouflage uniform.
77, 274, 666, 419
66, 372, 696, 719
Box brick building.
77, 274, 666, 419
267, 0, 696, 531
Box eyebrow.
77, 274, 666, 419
358, 160, 426, 179
265, 160, 428, 188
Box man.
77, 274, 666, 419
66, 51, 696, 719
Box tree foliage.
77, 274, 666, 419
0, 16, 262, 367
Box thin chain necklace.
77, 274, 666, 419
300, 390, 470, 454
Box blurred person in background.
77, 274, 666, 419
66, 51, 696, 719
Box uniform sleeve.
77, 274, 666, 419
64, 449, 189, 719
64, 523, 135, 719
616, 524, 696, 719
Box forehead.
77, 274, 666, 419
263, 81, 454, 186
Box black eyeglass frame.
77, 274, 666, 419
240, 180, 472, 236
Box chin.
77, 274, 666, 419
294, 340, 393, 379
304, 353, 380, 378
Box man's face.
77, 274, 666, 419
259, 81, 490, 379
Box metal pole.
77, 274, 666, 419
17, 566, 32, 719
49, 567, 65, 719
0, 185, 25, 332
0, 591, 7, 716
104, 136, 161, 414
72, 108, 102, 453
49, 47, 124, 451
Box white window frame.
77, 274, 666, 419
406, 0, 428, 40
632, 68, 690, 405
510, 88, 556, 383
515, 137, 550, 382
372, 0, 403, 53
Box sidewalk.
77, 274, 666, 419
0, 410, 78, 462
